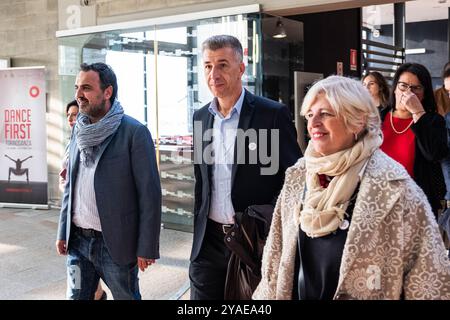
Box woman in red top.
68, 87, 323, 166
380, 63, 447, 218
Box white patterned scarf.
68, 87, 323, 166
75, 99, 124, 167
298, 133, 382, 237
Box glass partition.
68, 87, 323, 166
58, 13, 262, 231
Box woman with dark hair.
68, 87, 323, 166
362, 71, 390, 110
59, 100, 79, 192
380, 63, 448, 218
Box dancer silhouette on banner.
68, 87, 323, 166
5, 155, 32, 183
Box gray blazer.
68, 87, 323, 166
57, 115, 162, 266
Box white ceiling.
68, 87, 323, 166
363, 0, 449, 27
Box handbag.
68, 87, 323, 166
223, 204, 274, 300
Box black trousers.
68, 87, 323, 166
189, 219, 231, 300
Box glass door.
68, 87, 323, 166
57, 12, 262, 231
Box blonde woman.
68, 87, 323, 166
253, 76, 450, 300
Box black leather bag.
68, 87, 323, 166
223, 204, 274, 300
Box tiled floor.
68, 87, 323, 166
0, 207, 192, 300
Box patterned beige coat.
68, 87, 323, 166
253, 150, 450, 300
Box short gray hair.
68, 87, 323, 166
201, 35, 243, 62
301, 75, 381, 138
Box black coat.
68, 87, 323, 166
381, 108, 448, 216
191, 90, 302, 261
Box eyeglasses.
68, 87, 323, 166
397, 81, 424, 93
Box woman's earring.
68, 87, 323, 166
354, 132, 358, 141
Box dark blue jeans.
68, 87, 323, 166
66, 229, 141, 300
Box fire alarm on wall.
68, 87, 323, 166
337, 62, 343, 76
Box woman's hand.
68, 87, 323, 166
396, 90, 426, 121
398, 90, 424, 114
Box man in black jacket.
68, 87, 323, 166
189, 35, 302, 300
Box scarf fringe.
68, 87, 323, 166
298, 133, 382, 237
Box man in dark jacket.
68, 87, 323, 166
56, 63, 161, 300
190, 35, 302, 300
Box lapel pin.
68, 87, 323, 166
339, 219, 349, 230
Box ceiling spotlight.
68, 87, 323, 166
273, 18, 287, 39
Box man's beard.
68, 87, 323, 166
82, 99, 107, 119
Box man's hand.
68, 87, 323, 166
137, 257, 156, 272
56, 240, 67, 255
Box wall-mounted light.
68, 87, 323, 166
0, 58, 10, 68
405, 48, 426, 55
273, 18, 287, 39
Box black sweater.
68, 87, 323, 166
380, 108, 448, 216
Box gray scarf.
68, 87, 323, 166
75, 99, 124, 167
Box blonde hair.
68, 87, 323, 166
301, 75, 381, 138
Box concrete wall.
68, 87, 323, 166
0, 0, 62, 206
60, 0, 399, 27
97, 0, 213, 18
